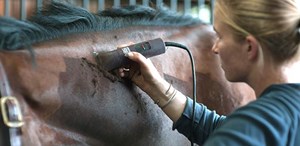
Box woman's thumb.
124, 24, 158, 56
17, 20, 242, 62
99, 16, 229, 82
126, 52, 149, 69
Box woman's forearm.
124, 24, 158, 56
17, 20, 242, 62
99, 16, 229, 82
143, 79, 187, 122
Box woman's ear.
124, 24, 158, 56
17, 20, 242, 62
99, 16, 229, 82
245, 35, 260, 61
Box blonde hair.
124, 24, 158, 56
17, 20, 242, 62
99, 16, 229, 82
215, 0, 300, 62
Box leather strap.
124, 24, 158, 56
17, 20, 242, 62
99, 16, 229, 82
0, 61, 23, 146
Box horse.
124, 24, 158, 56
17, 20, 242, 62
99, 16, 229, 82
0, 2, 256, 146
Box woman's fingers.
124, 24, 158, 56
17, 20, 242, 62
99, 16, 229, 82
118, 68, 126, 77
126, 52, 150, 70
117, 64, 139, 79
117, 52, 160, 85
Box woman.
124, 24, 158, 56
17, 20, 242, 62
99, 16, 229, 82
118, 0, 300, 145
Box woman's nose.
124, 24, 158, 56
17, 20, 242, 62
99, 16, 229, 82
212, 43, 219, 54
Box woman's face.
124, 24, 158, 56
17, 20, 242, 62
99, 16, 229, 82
212, 10, 250, 82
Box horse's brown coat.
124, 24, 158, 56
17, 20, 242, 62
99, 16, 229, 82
0, 24, 255, 145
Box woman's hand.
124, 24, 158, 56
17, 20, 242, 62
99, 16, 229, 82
118, 52, 187, 122
118, 52, 169, 98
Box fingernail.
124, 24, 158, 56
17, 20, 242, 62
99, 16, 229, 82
126, 52, 133, 57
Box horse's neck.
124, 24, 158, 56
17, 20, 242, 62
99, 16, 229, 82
0, 24, 257, 145
0, 25, 216, 116
29, 25, 200, 58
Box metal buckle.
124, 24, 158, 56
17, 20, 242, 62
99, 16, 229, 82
1, 96, 24, 128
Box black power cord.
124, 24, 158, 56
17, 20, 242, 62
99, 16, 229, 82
164, 42, 196, 146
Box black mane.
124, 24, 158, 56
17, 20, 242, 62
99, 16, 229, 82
0, 1, 203, 51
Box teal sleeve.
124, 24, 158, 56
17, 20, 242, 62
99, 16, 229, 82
204, 84, 300, 146
174, 84, 300, 146
173, 97, 226, 145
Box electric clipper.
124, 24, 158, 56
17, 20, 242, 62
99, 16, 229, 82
95, 38, 166, 71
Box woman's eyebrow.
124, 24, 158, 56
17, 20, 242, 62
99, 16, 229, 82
213, 26, 218, 33
213, 26, 220, 36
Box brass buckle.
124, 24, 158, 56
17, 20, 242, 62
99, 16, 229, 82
1, 96, 24, 128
